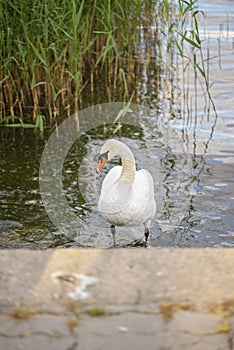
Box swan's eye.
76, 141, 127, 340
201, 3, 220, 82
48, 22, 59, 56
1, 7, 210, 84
98, 151, 109, 161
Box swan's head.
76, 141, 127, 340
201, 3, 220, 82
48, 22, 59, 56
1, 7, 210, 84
96, 139, 123, 173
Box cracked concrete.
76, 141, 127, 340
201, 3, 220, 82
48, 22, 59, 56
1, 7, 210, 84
0, 249, 234, 349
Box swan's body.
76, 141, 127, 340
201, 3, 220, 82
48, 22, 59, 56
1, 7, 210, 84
96, 139, 156, 244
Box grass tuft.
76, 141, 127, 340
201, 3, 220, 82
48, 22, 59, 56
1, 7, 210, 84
67, 313, 80, 332
9, 306, 36, 320
160, 302, 194, 322
216, 322, 231, 334
208, 300, 234, 317
86, 306, 108, 317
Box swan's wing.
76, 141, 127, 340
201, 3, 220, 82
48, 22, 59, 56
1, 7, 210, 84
131, 169, 156, 224
133, 169, 155, 199
100, 165, 122, 197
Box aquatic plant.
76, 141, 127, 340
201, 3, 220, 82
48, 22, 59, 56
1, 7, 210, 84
0, 0, 215, 130
0, 114, 45, 138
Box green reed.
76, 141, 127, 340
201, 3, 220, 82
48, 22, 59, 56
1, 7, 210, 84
0, 0, 144, 122
0, 0, 214, 131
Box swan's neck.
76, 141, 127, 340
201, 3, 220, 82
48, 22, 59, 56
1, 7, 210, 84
121, 158, 135, 183
119, 148, 135, 184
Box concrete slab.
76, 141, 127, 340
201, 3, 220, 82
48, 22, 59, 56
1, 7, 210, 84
0, 249, 234, 310
0, 249, 233, 350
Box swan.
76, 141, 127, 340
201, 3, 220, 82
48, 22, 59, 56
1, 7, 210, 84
96, 139, 156, 245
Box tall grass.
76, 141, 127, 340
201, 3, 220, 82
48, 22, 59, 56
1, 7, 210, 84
0, 0, 144, 122
0, 0, 213, 130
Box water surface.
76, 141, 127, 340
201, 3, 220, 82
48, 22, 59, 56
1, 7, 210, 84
0, 0, 233, 248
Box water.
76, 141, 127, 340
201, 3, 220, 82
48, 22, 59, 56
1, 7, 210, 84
0, 0, 233, 248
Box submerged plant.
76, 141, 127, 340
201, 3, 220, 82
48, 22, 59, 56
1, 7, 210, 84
0, 114, 45, 138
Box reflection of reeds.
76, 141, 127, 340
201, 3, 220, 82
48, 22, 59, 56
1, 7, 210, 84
0, 0, 214, 130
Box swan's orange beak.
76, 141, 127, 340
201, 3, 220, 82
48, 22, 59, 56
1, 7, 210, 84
96, 156, 107, 174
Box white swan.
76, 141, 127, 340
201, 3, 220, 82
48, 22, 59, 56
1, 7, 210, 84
96, 139, 156, 245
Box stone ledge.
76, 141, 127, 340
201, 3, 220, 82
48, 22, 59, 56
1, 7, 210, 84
0, 249, 233, 350
0, 249, 234, 310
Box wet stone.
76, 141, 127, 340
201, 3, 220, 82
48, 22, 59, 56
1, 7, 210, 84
0, 220, 23, 231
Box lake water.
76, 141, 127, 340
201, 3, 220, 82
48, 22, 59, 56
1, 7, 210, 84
0, 0, 233, 248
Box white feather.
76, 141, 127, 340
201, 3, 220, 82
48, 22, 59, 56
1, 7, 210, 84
97, 140, 156, 230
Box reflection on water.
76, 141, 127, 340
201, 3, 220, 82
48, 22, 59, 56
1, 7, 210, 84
0, 0, 233, 248
1, 116, 233, 248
